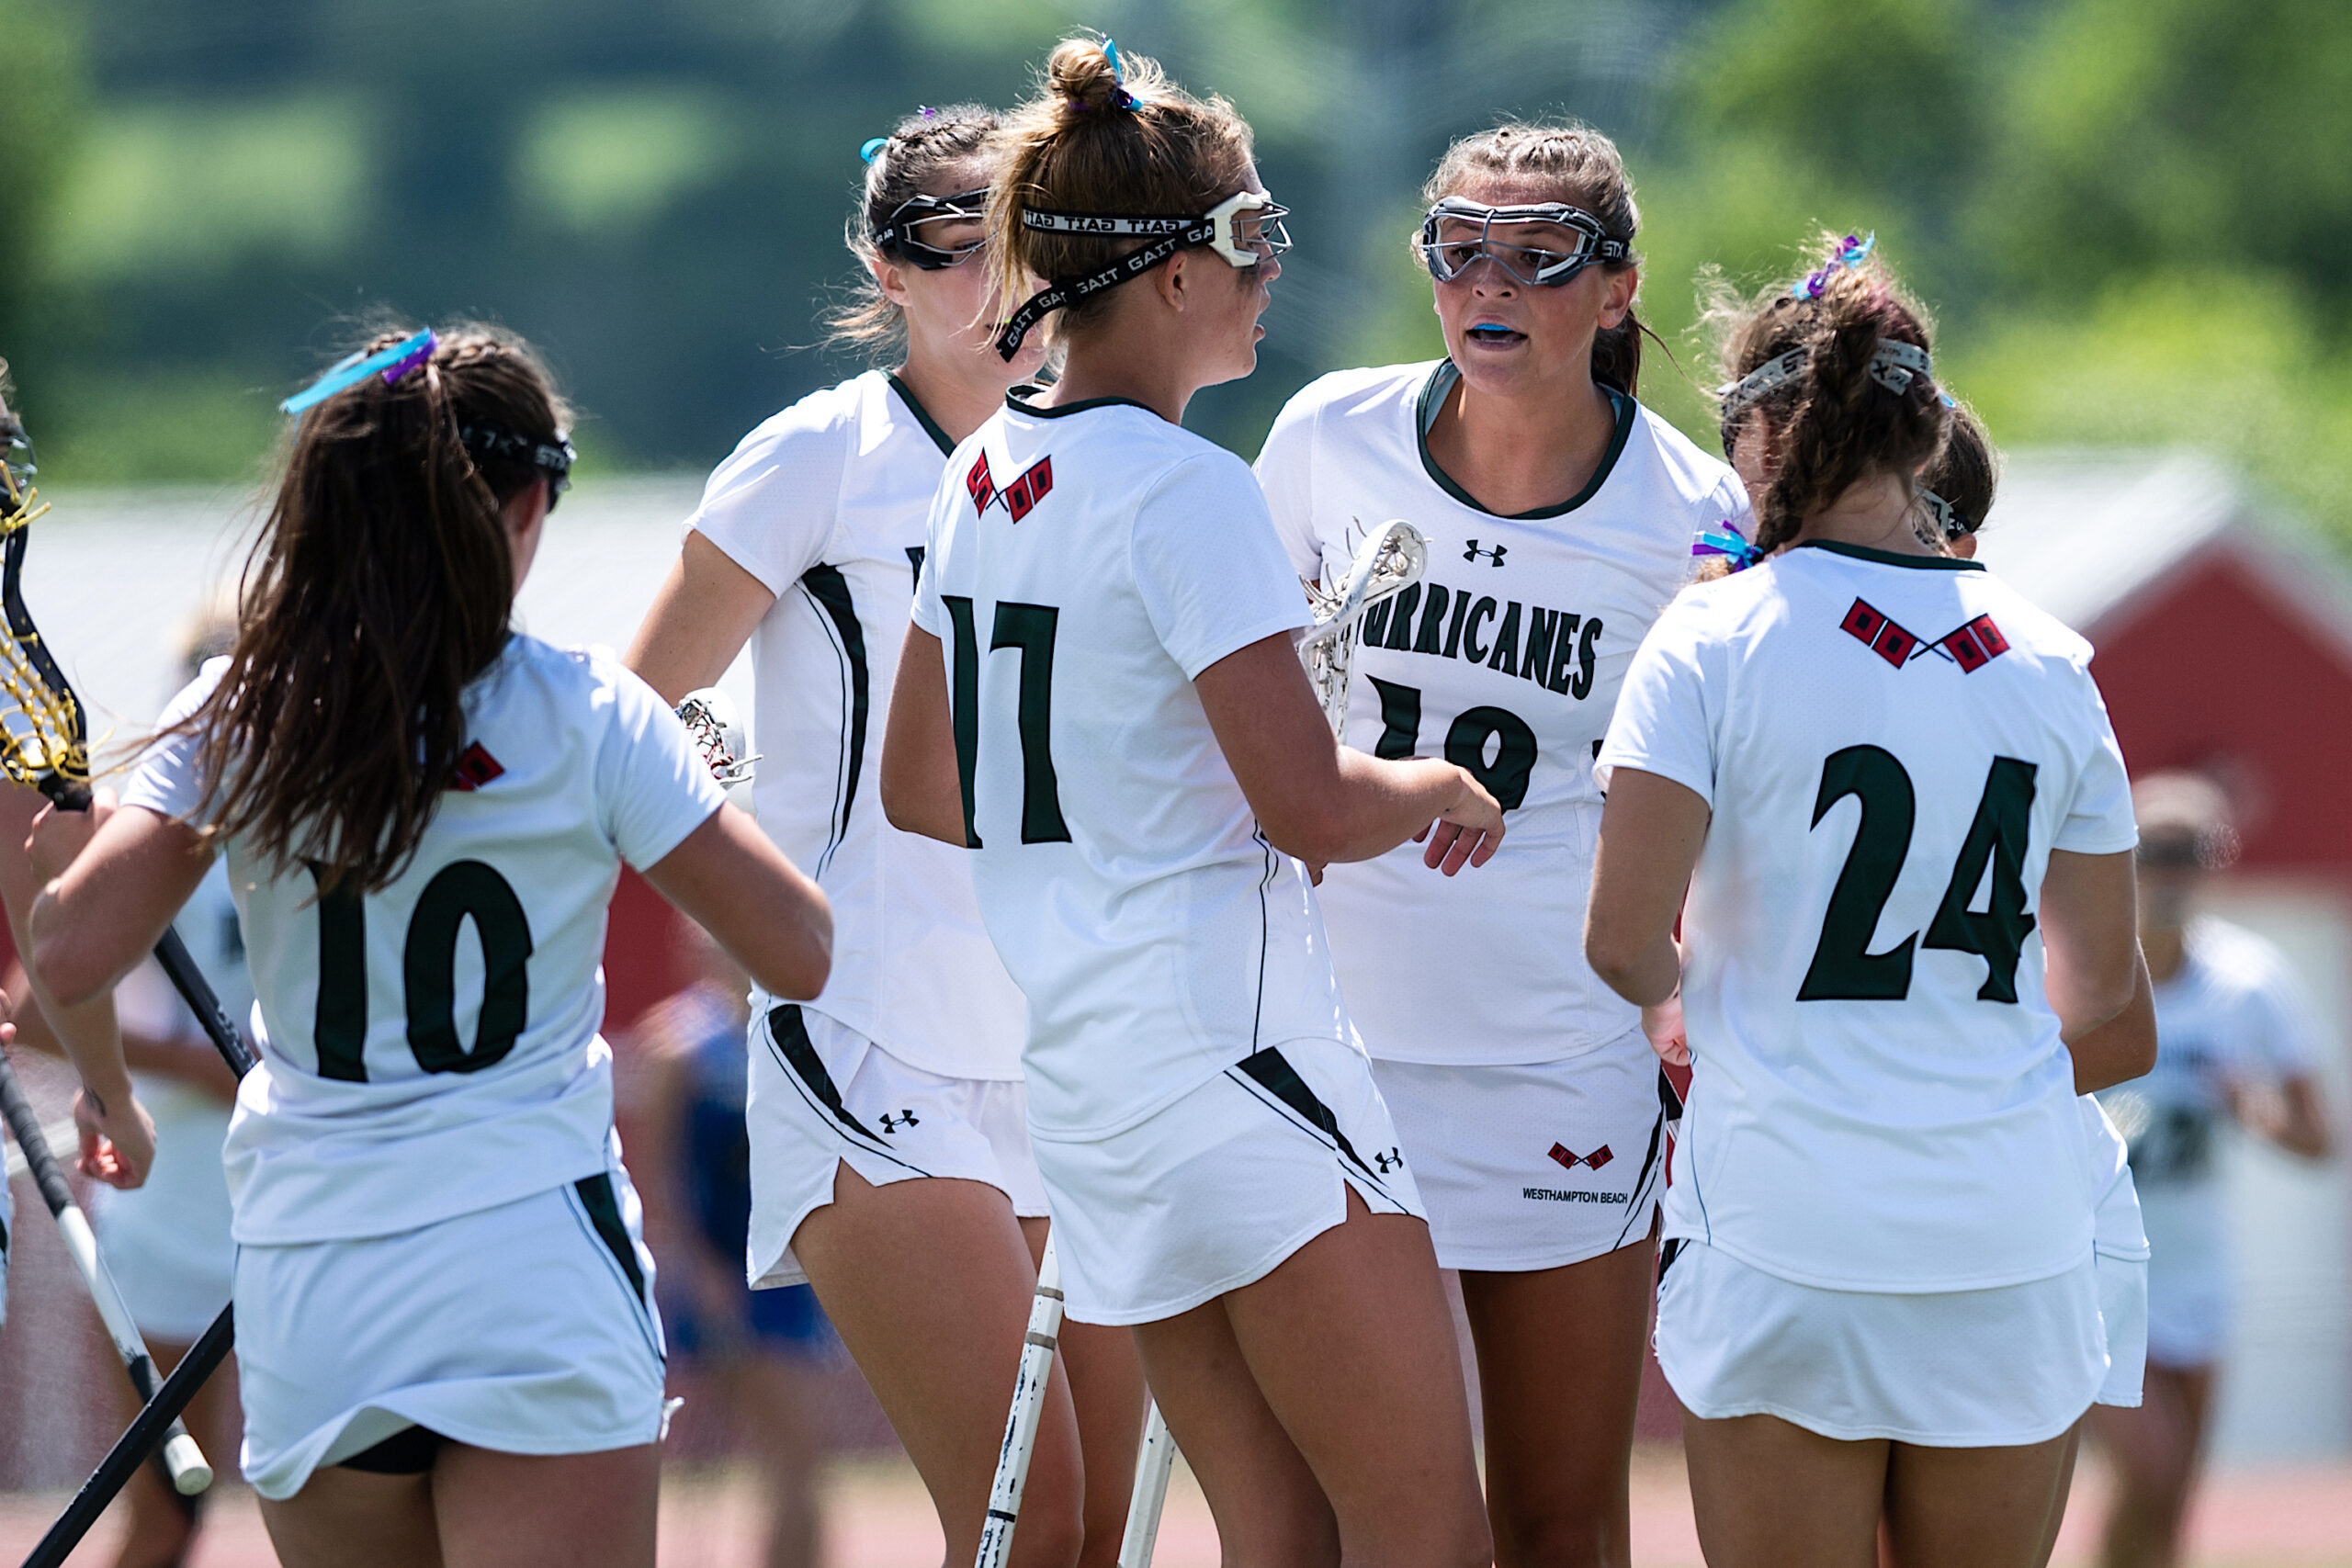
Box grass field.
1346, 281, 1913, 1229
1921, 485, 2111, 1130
5, 1445, 2350, 1567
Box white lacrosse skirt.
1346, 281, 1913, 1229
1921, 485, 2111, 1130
1034, 1035, 1426, 1326
2092, 1137, 2151, 1408
1657, 1240, 2105, 1446
1369, 1029, 1668, 1272
233, 1156, 665, 1499
745, 1002, 1046, 1290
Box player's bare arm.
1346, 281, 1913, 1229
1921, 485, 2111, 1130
1585, 765, 1709, 1010
2040, 847, 2157, 1092
878, 622, 969, 847
624, 531, 776, 704
1193, 631, 1504, 873
639, 805, 831, 1002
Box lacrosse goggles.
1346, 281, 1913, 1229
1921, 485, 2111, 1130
1713, 341, 1936, 458
1417, 197, 1629, 289
992, 189, 1292, 359
459, 423, 576, 513
876, 186, 990, 270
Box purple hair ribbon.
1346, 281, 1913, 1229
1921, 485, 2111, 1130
1692, 520, 1764, 572
1793, 232, 1875, 299
279, 327, 437, 416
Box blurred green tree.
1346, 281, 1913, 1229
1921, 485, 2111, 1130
0, 0, 85, 393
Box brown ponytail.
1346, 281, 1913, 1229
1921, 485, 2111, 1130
1708, 236, 1949, 555
192, 325, 569, 893
987, 38, 1256, 339
1423, 121, 1654, 396
1923, 400, 1996, 538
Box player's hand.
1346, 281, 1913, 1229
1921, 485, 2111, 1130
1642, 990, 1690, 1067
27, 786, 114, 883
1416, 769, 1504, 876
74, 1084, 156, 1190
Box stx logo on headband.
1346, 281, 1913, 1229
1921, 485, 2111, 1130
1840, 598, 2010, 673
967, 452, 1055, 522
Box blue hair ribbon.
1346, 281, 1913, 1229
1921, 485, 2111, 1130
860, 136, 889, 164
1692, 519, 1764, 572
1102, 37, 1146, 108
1793, 231, 1876, 299
280, 327, 436, 417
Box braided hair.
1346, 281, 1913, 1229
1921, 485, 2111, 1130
1708, 234, 1950, 554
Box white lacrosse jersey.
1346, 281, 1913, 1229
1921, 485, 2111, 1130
1597, 542, 2140, 1291
123, 637, 726, 1245
911, 391, 1349, 1140
689, 370, 1025, 1080
1260, 362, 1744, 1064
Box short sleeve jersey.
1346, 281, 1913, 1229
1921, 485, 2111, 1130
1258, 362, 1747, 1063
2099, 916, 2323, 1190
1597, 542, 2140, 1291
912, 392, 1346, 1140
688, 369, 1026, 1080
123, 638, 726, 1245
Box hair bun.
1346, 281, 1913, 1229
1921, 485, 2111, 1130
1046, 38, 1126, 115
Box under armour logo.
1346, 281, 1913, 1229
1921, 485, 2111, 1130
1373, 1147, 1404, 1174
877, 1110, 921, 1134
967, 453, 1055, 521
1463, 540, 1508, 567
1549, 1142, 1613, 1171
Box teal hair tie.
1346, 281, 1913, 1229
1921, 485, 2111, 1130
860, 136, 889, 164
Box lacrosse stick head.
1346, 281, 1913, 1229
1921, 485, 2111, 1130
1299, 519, 1427, 737
675, 687, 758, 787
0, 417, 90, 806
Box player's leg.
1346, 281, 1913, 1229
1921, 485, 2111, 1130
1880, 1431, 2077, 1568
1022, 1216, 1149, 1568
2086, 1361, 2214, 1568
1131, 1293, 1340, 1566
1459, 1237, 1657, 1567
794, 1166, 1085, 1568
110, 1333, 242, 1568
1679, 1409, 1885, 1567
257, 1466, 443, 1568
1186, 1190, 1491, 1568
726, 1345, 827, 1568
431, 1442, 662, 1568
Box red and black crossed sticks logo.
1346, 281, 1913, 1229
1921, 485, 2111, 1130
1839, 598, 2009, 673
1549, 1142, 1613, 1172
966, 452, 1055, 522
448, 741, 504, 792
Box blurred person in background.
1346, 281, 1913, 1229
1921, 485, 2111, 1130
623, 929, 829, 1568
2091, 771, 2334, 1568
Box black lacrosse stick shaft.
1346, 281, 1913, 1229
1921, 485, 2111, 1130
20, 1304, 233, 1568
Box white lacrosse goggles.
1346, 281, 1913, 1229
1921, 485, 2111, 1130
1418, 197, 1629, 288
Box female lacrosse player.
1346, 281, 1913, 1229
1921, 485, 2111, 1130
2087, 770, 2332, 1568
624, 106, 1143, 1568
881, 39, 1502, 1568
1254, 121, 1746, 1566
1584, 239, 2156, 1567
26, 325, 831, 1568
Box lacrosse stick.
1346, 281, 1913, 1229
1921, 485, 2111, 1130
6, 404, 259, 1568
0, 1045, 211, 1495
674, 686, 758, 785
1114, 1401, 1179, 1568
974, 1232, 1066, 1568
1299, 520, 1428, 737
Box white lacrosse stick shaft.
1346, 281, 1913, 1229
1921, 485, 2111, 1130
975, 1233, 1066, 1568
1299, 520, 1428, 737
1115, 1401, 1179, 1568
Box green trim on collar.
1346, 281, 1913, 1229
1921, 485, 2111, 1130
1795, 539, 1986, 572
1413, 360, 1636, 521
886, 372, 956, 457
1006, 387, 1159, 421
